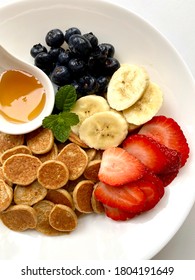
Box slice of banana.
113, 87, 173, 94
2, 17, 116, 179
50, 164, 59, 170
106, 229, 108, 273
107, 64, 149, 111
79, 111, 128, 150
123, 82, 163, 125
71, 95, 110, 135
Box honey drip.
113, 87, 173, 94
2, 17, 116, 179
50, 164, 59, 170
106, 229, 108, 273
0, 69, 46, 123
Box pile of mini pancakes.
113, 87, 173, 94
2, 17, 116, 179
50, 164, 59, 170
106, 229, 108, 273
0, 128, 104, 235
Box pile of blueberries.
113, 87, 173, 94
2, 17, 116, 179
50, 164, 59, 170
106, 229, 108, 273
30, 27, 120, 98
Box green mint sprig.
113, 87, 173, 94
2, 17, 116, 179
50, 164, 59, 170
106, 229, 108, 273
42, 85, 79, 143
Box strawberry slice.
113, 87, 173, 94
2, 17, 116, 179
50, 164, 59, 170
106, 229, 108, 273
138, 115, 189, 167
122, 134, 181, 174
158, 170, 179, 187
104, 205, 137, 221
98, 147, 146, 186
94, 181, 146, 213
142, 171, 165, 199
136, 173, 164, 211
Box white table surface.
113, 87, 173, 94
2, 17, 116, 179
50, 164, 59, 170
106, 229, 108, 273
0, 0, 195, 260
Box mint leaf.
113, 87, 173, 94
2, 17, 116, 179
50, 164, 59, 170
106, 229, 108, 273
55, 85, 77, 112
42, 84, 79, 142
42, 114, 59, 129
52, 122, 71, 143
59, 111, 79, 126
42, 112, 79, 143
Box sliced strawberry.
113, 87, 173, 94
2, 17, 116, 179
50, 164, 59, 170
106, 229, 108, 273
122, 134, 181, 174
160, 145, 181, 173
136, 174, 163, 211
104, 205, 137, 221
98, 147, 146, 186
94, 181, 146, 213
158, 170, 179, 187
138, 115, 189, 167
142, 171, 165, 199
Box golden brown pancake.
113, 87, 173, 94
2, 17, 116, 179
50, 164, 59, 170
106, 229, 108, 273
14, 180, 47, 206
91, 185, 105, 214
37, 160, 69, 189
33, 200, 63, 236
1, 145, 32, 164
0, 132, 24, 157
36, 143, 58, 163
46, 189, 74, 209
3, 154, 42, 185
49, 204, 78, 232
0, 205, 37, 231
0, 179, 13, 212
83, 159, 101, 182
68, 131, 89, 148
26, 127, 54, 154
57, 143, 88, 180
72, 180, 94, 213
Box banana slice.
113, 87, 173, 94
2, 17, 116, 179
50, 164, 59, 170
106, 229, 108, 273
71, 95, 110, 135
107, 64, 149, 111
79, 111, 128, 150
123, 82, 163, 125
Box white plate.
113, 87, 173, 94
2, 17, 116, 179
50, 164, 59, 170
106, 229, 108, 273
0, 0, 195, 260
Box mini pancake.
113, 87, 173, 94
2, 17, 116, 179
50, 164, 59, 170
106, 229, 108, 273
37, 160, 69, 189
33, 200, 63, 236
64, 174, 86, 193
1, 145, 32, 164
0, 132, 24, 156
57, 143, 88, 180
93, 149, 103, 160
3, 154, 42, 185
26, 127, 54, 154
83, 159, 101, 182
49, 204, 78, 232
85, 148, 97, 162
0, 205, 37, 231
36, 143, 58, 163
91, 185, 105, 214
0, 179, 13, 212
14, 180, 47, 206
68, 131, 89, 148
0, 167, 12, 187
46, 189, 74, 209
72, 180, 94, 213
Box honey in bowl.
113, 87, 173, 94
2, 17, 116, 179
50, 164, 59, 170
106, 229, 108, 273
0, 69, 46, 123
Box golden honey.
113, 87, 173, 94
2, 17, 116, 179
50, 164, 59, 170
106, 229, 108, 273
0, 69, 46, 123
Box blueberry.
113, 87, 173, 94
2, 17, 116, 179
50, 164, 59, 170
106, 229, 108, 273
90, 45, 107, 63
34, 52, 54, 73
30, 43, 47, 58
68, 34, 92, 58
45, 29, 64, 47
78, 75, 98, 95
96, 76, 110, 94
83, 32, 98, 49
71, 80, 83, 99
99, 43, 115, 57
57, 50, 74, 66
50, 65, 72, 86
68, 58, 87, 76
87, 56, 102, 76
103, 57, 120, 76
48, 47, 65, 62
64, 27, 81, 43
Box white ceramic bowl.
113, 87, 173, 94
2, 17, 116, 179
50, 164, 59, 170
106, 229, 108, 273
0, 0, 194, 260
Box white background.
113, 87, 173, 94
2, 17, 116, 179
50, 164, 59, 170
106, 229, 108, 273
0, 0, 195, 260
